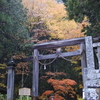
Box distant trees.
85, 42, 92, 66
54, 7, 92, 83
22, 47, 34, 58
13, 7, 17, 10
22, 0, 85, 43
0, 64, 7, 88
63, 0, 100, 36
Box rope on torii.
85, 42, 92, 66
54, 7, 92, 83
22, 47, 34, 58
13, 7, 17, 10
35, 53, 80, 69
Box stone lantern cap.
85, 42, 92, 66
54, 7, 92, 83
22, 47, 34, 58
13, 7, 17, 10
7, 57, 16, 68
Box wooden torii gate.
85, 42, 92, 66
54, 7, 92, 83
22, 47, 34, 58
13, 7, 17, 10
6, 36, 100, 100
31, 36, 100, 100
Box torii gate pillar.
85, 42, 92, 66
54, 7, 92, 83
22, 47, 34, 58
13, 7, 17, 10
32, 49, 39, 100
83, 36, 100, 100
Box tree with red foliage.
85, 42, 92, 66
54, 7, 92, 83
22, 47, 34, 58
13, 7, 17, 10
41, 72, 77, 100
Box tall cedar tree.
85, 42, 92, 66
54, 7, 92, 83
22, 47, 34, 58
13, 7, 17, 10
0, 0, 30, 90
0, 0, 29, 63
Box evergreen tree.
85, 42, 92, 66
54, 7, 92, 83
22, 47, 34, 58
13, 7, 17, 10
0, 0, 29, 63
0, 0, 31, 90
63, 0, 100, 36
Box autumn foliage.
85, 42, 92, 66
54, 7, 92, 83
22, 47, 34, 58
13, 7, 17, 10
22, 0, 86, 44
41, 72, 77, 100
50, 94, 64, 100
13, 53, 30, 75
42, 90, 54, 96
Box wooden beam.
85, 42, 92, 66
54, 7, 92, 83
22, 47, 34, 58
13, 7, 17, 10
31, 36, 100, 50
93, 36, 100, 42
38, 50, 81, 60
21, 57, 33, 62
93, 42, 100, 47
31, 37, 85, 50
22, 50, 81, 61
